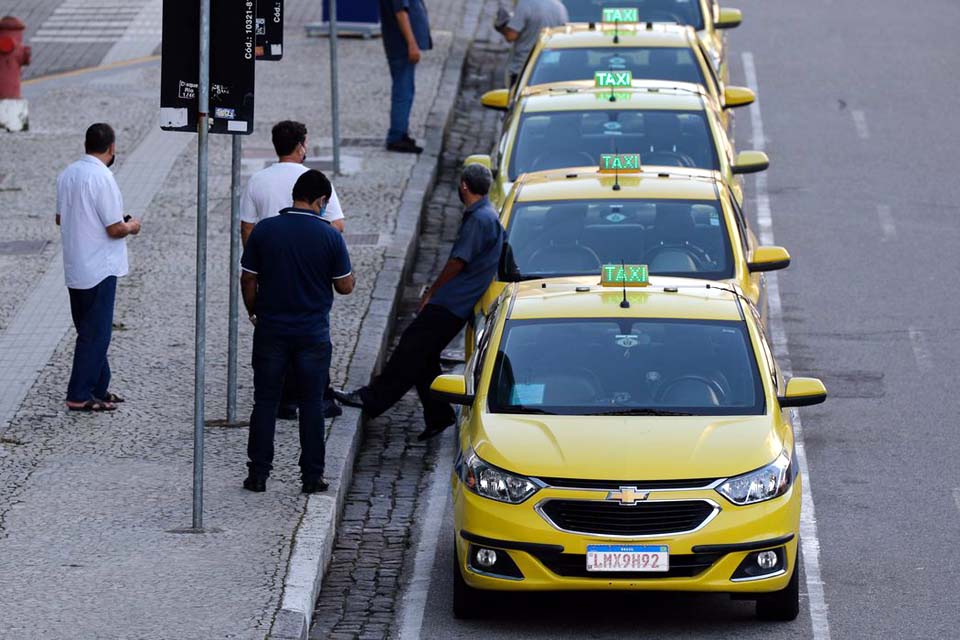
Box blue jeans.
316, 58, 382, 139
386, 55, 416, 144
248, 331, 331, 481
66, 276, 116, 402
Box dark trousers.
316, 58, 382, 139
66, 276, 117, 402
386, 55, 416, 144
248, 331, 331, 481
280, 360, 337, 413
361, 304, 465, 430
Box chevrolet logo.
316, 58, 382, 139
606, 486, 649, 505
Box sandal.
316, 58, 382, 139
66, 400, 117, 412
98, 392, 125, 403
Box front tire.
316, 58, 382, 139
755, 556, 800, 621
452, 543, 485, 619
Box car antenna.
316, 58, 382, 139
613, 18, 620, 44
612, 142, 621, 191
619, 259, 630, 308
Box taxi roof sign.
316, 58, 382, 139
599, 153, 641, 173
602, 7, 639, 23
602, 264, 649, 287
595, 70, 633, 88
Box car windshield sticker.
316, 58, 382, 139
542, 50, 561, 64
710, 212, 720, 226
616, 334, 640, 348
608, 56, 627, 69
606, 212, 627, 223
603, 121, 623, 135
511, 383, 545, 405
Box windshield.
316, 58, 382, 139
528, 47, 706, 87
560, 0, 704, 29
503, 199, 733, 279
489, 319, 764, 416
508, 109, 719, 180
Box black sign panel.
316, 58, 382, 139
256, 0, 283, 60
160, 0, 257, 135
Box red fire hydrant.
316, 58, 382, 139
0, 17, 29, 99
0, 16, 30, 131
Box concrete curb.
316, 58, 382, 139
268, 4, 482, 638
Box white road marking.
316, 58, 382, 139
396, 432, 455, 640
743, 51, 832, 640
852, 110, 870, 139
31, 0, 158, 46
876, 204, 896, 241
908, 327, 933, 372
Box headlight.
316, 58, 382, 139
716, 451, 793, 505
460, 449, 538, 504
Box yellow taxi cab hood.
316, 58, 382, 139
472, 413, 782, 481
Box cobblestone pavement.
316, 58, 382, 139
0, 0, 474, 637
309, 15, 508, 639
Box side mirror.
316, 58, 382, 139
464, 154, 492, 170
480, 89, 510, 111
731, 150, 769, 175
430, 374, 474, 406
778, 377, 827, 408
715, 7, 742, 29
748, 246, 791, 272
723, 86, 755, 109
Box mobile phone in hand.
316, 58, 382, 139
123, 215, 132, 222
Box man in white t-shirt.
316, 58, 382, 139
56, 123, 141, 412
239, 120, 346, 420
240, 120, 345, 244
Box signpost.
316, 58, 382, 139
160, 0, 257, 529
255, 0, 284, 60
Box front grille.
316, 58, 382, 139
536, 477, 718, 490
531, 550, 722, 579
540, 499, 716, 536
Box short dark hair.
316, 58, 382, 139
272, 120, 308, 156
85, 123, 115, 154
461, 163, 493, 196
292, 169, 332, 205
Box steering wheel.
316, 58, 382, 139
530, 150, 596, 172
655, 375, 726, 405
644, 242, 712, 271
641, 151, 697, 168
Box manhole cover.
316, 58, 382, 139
343, 233, 380, 246
0, 240, 48, 255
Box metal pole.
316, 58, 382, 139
329, 0, 341, 175
227, 134, 241, 424
193, 0, 212, 531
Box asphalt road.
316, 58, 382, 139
398, 1, 960, 638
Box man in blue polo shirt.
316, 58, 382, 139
240, 170, 355, 494
379, 0, 432, 153
335, 164, 503, 440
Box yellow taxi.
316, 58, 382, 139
430, 272, 827, 621
557, 1, 743, 80
486, 22, 754, 120
473, 156, 788, 330
468, 82, 768, 208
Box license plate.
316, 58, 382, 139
586, 544, 669, 572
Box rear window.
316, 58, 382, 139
503, 198, 734, 280
560, 0, 704, 29
508, 109, 719, 180
489, 318, 764, 416
529, 47, 705, 87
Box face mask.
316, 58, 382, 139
457, 184, 466, 204
107, 153, 116, 168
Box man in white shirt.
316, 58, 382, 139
56, 123, 141, 411
239, 120, 346, 420
240, 120, 345, 244
495, 0, 568, 85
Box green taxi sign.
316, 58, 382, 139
594, 70, 633, 88
602, 7, 639, 23
599, 153, 641, 173
602, 264, 649, 287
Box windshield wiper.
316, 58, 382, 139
501, 406, 557, 415
593, 408, 695, 416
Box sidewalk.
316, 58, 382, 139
0, 1, 482, 638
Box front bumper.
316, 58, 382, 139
453, 473, 801, 594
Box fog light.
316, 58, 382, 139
756, 551, 778, 570
475, 548, 498, 568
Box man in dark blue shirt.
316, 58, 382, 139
240, 170, 355, 494
335, 164, 503, 440
379, 0, 432, 153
